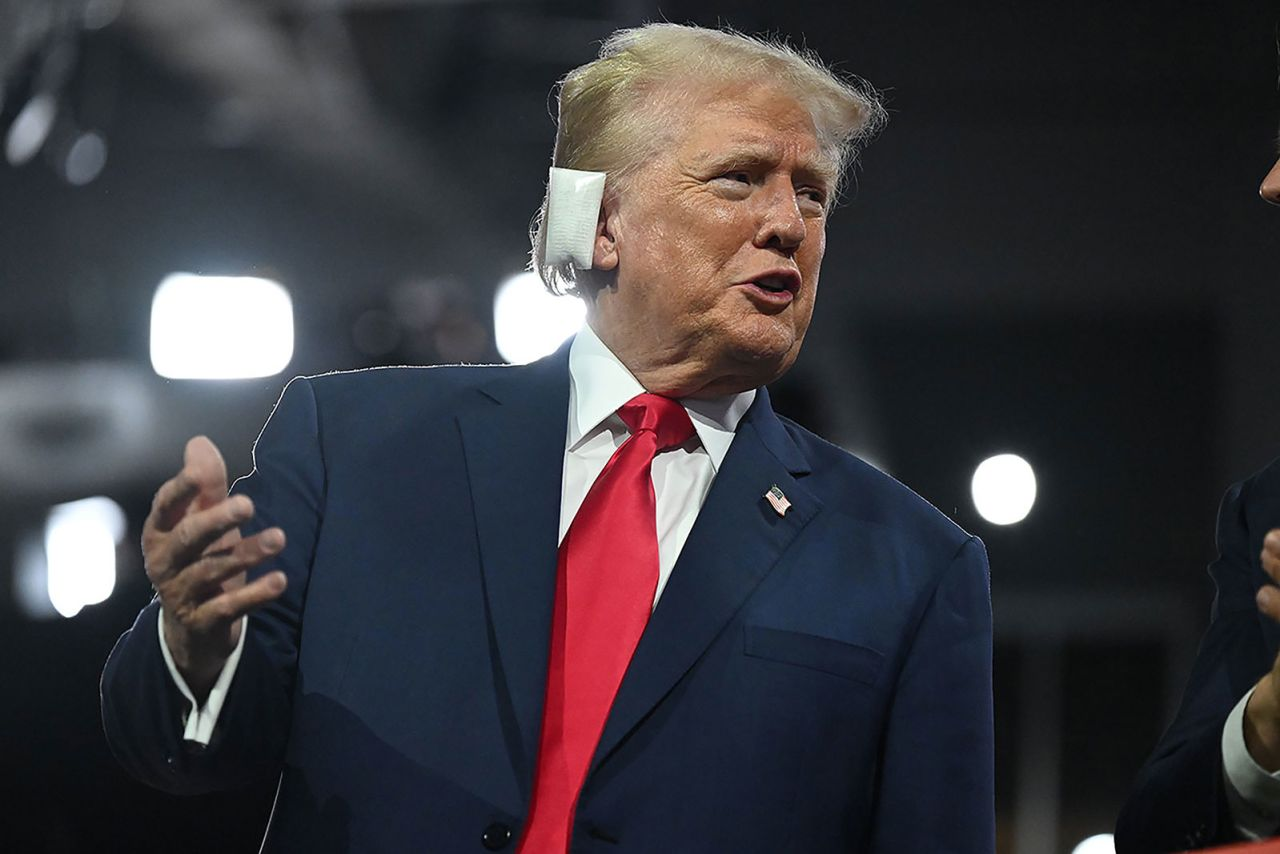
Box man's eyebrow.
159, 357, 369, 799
690, 144, 836, 187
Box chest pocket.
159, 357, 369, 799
743, 625, 884, 686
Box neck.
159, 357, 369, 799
588, 322, 764, 399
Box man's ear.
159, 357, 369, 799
592, 196, 620, 272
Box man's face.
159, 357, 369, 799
588, 83, 832, 398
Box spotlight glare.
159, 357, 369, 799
1071, 834, 1116, 854
44, 496, 126, 619
492, 271, 585, 365
5, 93, 57, 166
971, 453, 1037, 525
64, 131, 108, 185
150, 273, 294, 379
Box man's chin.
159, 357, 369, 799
725, 339, 801, 387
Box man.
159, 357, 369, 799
102, 24, 994, 853
1114, 165, 1280, 848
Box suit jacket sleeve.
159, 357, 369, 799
100, 376, 326, 795
1115, 469, 1279, 853
868, 534, 995, 853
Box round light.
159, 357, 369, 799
971, 453, 1037, 525
64, 131, 108, 185
5, 93, 57, 166
492, 271, 585, 365
1071, 834, 1115, 854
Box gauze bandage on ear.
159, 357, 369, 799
545, 167, 606, 270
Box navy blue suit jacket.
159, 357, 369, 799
1116, 457, 1280, 852
102, 345, 994, 853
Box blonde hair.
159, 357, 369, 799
531, 22, 886, 295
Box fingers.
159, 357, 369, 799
185, 528, 286, 594
146, 436, 230, 535
1257, 530, 1280, 623
186, 571, 288, 631
1260, 586, 1280, 623
147, 469, 202, 535
147, 494, 255, 585
184, 436, 230, 505
1264, 530, 1280, 582
170, 495, 256, 573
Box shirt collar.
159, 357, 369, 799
567, 324, 756, 472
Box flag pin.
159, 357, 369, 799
764, 485, 791, 517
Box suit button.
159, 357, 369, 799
481, 823, 512, 850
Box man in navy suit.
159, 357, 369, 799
102, 23, 994, 853
1115, 153, 1280, 850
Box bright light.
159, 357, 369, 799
64, 131, 108, 185
5, 93, 57, 166
971, 453, 1037, 525
44, 497, 126, 619
1071, 834, 1116, 854
150, 273, 294, 379
493, 271, 585, 365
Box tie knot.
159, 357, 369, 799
617, 393, 695, 451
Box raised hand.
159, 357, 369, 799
142, 436, 287, 703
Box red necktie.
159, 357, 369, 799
517, 393, 695, 854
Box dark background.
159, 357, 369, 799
2, 1, 1278, 852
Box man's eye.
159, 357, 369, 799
798, 188, 827, 208
719, 171, 752, 184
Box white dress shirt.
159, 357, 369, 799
161, 324, 754, 745
1224, 687, 1280, 838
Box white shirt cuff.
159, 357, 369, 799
156, 608, 248, 746
1223, 685, 1280, 839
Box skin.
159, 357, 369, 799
145, 436, 286, 702
1262, 159, 1280, 204
1236, 158, 1280, 770
152, 81, 837, 698
586, 82, 834, 398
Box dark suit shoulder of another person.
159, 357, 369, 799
1116, 455, 1280, 852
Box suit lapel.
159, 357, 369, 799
590, 389, 823, 774
456, 344, 571, 800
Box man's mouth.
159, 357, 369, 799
739, 269, 801, 303
754, 277, 791, 294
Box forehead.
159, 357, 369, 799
664, 84, 831, 179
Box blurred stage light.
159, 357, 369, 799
1070, 834, 1116, 854
493, 271, 585, 365
15, 497, 127, 619
971, 453, 1037, 525
5, 93, 57, 166
151, 273, 294, 379
63, 130, 107, 185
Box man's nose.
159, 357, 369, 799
755, 186, 806, 251
1260, 157, 1280, 205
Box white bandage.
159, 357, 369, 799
545, 167, 606, 270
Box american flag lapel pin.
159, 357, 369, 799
764, 484, 791, 517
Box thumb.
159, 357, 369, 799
183, 435, 230, 505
